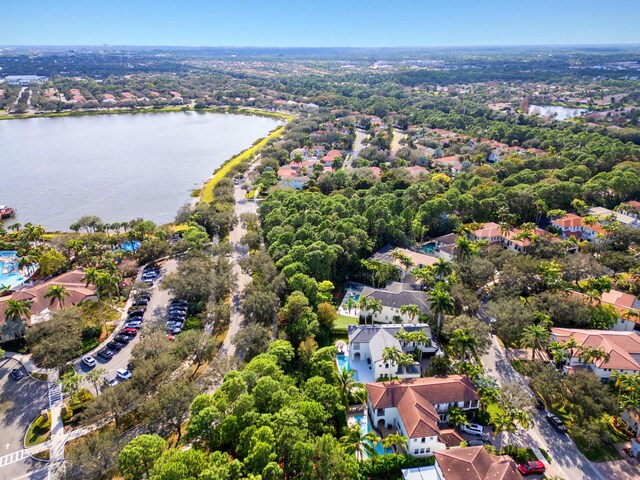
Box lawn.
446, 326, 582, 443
26, 410, 51, 446
334, 315, 358, 331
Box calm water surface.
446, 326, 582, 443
0, 112, 280, 230
529, 104, 588, 120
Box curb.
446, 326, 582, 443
0, 355, 51, 383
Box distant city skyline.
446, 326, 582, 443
2, 0, 640, 47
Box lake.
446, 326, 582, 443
0, 111, 281, 231
529, 104, 589, 121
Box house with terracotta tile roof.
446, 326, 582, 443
400, 446, 522, 480
433, 156, 462, 171
367, 375, 479, 457
550, 327, 640, 381
551, 214, 609, 241
0, 269, 97, 340
621, 201, 640, 220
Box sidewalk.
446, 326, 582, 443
4, 351, 58, 382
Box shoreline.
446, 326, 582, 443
0, 105, 295, 122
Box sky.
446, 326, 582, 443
2, 0, 639, 47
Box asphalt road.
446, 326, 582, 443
0, 358, 49, 480
481, 335, 606, 480
345, 129, 367, 170
76, 259, 178, 388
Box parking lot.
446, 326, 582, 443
0, 358, 50, 480
75, 260, 177, 388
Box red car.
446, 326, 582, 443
122, 328, 138, 336
518, 460, 545, 476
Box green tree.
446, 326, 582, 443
428, 284, 455, 336
447, 405, 469, 429
382, 432, 408, 454
451, 327, 479, 362
339, 422, 379, 461
44, 285, 70, 309
118, 434, 166, 480
399, 304, 420, 323
522, 324, 550, 360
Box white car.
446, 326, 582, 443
116, 368, 132, 380
82, 356, 96, 368
460, 423, 484, 436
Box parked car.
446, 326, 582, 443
171, 326, 183, 334
518, 461, 545, 476
104, 375, 118, 387
116, 368, 132, 380
97, 349, 114, 360
10, 368, 24, 380
131, 299, 149, 308
107, 341, 126, 351
534, 396, 545, 410
137, 292, 152, 301
124, 320, 142, 329
114, 334, 131, 344
169, 307, 187, 315
122, 328, 138, 336
82, 355, 96, 368
128, 313, 144, 321
467, 439, 492, 447
127, 309, 145, 316
546, 413, 567, 433
171, 299, 187, 307
459, 423, 484, 436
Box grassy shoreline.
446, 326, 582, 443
199, 116, 293, 203
0, 105, 295, 122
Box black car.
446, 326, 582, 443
535, 396, 545, 410
107, 341, 126, 351
546, 413, 567, 433
114, 334, 132, 343
171, 299, 188, 306
169, 306, 187, 313
128, 313, 144, 321
137, 292, 152, 301
97, 349, 114, 360
131, 299, 149, 308
10, 368, 24, 380
128, 308, 146, 316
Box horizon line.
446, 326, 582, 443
2, 42, 640, 49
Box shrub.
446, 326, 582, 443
183, 316, 204, 331
359, 454, 435, 479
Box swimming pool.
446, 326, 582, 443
336, 354, 359, 381
0, 251, 35, 289
420, 242, 436, 254
353, 414, 394, 456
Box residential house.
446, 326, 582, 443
0, 269, 97, 340
347, 324, 440, 380
407, 166, 428, 177
433, 156, 462, 172
550, 327, 640, 382
589, 206, 639, 229
572, 289, 640, 332
487, 150, 501, 164
401, 447, 523, 480
550, 214, 609, 241
359, 282, 430, 324
470, 222, 502, 245
430, 233, 459, 261
621, 201, 640, 220
366, 376, 480, 457
369, 246, 439, 281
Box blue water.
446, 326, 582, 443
420, 242, 436, 254
0, 251, 27, 288
336, 354, 359, 381
353, 414, 394, 456
119, 241, 141, 252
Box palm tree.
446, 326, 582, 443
382, 433, 407, 454
4, 299, 31, 322
399, 304, 420, 323
95, 271, 120, 305
390, 249, 414, 274
451, 327, 479, 362
44, 285, 70, 309
522, 324, 550, 360
344, 296, 357, 315
548, 340, 569, 367
412, 266, 435, 289
428, 284, 455, 336
83, 266, 99, 287
382, 346, 401, 366
339, 423, 379, 461
577, 346, 610, 365
367, 298, 383, 325
433, 258, 452, 280
455, 236, 473, 261
335, 367, 364, 408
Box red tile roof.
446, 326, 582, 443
367, 376, 478, 439
435, 446, 523, 480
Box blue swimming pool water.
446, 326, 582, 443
336, 354, 359, 381
353, 414, 394, 456
420, 242, 436, 254
118, 241, 141, 252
